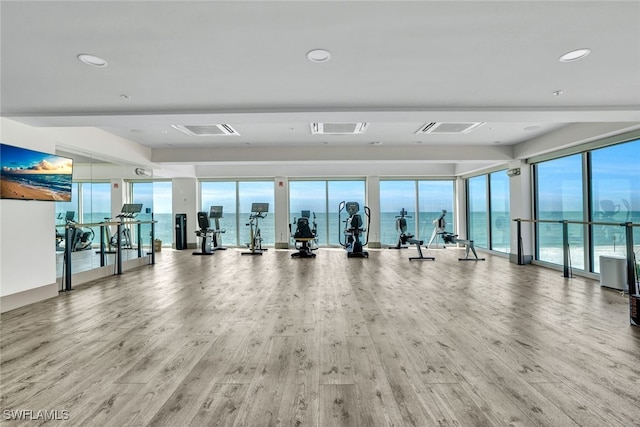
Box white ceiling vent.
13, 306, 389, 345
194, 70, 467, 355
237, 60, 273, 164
310, 122, 369, 135
171, 124, 240, 136
415, 122, 485, 134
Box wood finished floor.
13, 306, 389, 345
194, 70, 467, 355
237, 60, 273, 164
1, 247, 639, 426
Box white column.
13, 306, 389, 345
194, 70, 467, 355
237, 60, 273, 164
455, 177, 467, 239
274, 176, 290, 249
508, 160, 533, 263
366, 176, 381, 248
172, 177, 198, 249
110, 178, 127, 218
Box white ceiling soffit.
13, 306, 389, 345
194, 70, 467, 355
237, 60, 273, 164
416, 122, 485, 134
171, 124, 240, 136
310, 122, 369, 135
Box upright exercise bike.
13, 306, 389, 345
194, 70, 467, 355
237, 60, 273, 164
338, 201, 370, 258
242, 202, 269, 255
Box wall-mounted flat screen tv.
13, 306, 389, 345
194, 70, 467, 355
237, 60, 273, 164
1, 143, 73, 201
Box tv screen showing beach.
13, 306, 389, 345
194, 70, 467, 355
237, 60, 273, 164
0, 143, 73, 201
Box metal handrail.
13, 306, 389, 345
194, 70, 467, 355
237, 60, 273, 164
60, 219, 157, 292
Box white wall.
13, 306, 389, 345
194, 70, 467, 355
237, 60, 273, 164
366, 176, 381, 248
274, 177, 289, 249
1, 119, 59, 305
1, 118, 155, 311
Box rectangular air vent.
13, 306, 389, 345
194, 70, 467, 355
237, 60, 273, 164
171, 124, 240, 136
415, 122, 485, 134
310, 122, 369, 135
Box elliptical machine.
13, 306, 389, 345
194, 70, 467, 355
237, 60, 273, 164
338, 201, 370, 258
57, 211, 94, 252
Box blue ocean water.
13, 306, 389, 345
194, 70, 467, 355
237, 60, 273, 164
106, 211, 469, 248
79, 210, 638, 269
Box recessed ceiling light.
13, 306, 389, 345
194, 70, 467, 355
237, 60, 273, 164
553, 90, 564, 96
77, 53, 108, 67
307, 49, 331, 63
120, 94, 131, 100
559, 48, 590, 62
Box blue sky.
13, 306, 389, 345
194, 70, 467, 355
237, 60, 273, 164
1, 143, 72, 175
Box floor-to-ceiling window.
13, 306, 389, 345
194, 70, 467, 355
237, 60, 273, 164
535, 155, 586, 270
533, 137, 640, 273
201, 181, 237, 246
328, 180, 366, 246
489, 171, 511, 252
467, 175, 489, 248
590, 139, 640, 272
200, 180, 274, 247
378, 180, 456, 247
289, 181, 328, 245
379, 180, 416, 246
465, 171, 510, 254
417, 180, 455, 245
238, 181, 275, 247
288, 180, 365, 246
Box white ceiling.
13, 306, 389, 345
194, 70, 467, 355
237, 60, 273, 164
1, 1, 639, 175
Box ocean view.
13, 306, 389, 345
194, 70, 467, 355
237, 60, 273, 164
62, 210, 639, 272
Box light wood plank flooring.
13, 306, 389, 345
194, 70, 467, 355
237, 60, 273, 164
2, 247, 639, 426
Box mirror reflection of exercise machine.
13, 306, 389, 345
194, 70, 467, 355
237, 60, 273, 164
209, 206, 227, 251
102, 204, 143, 253
290, 210, 318, 258
193, 211, 214, 255
427, 210, 447, 249
338, 201, 370, 258
242, 202, 268, 255
56, 211, 95, 252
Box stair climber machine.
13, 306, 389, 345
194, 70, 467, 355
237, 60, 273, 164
338, 201, 370, 258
